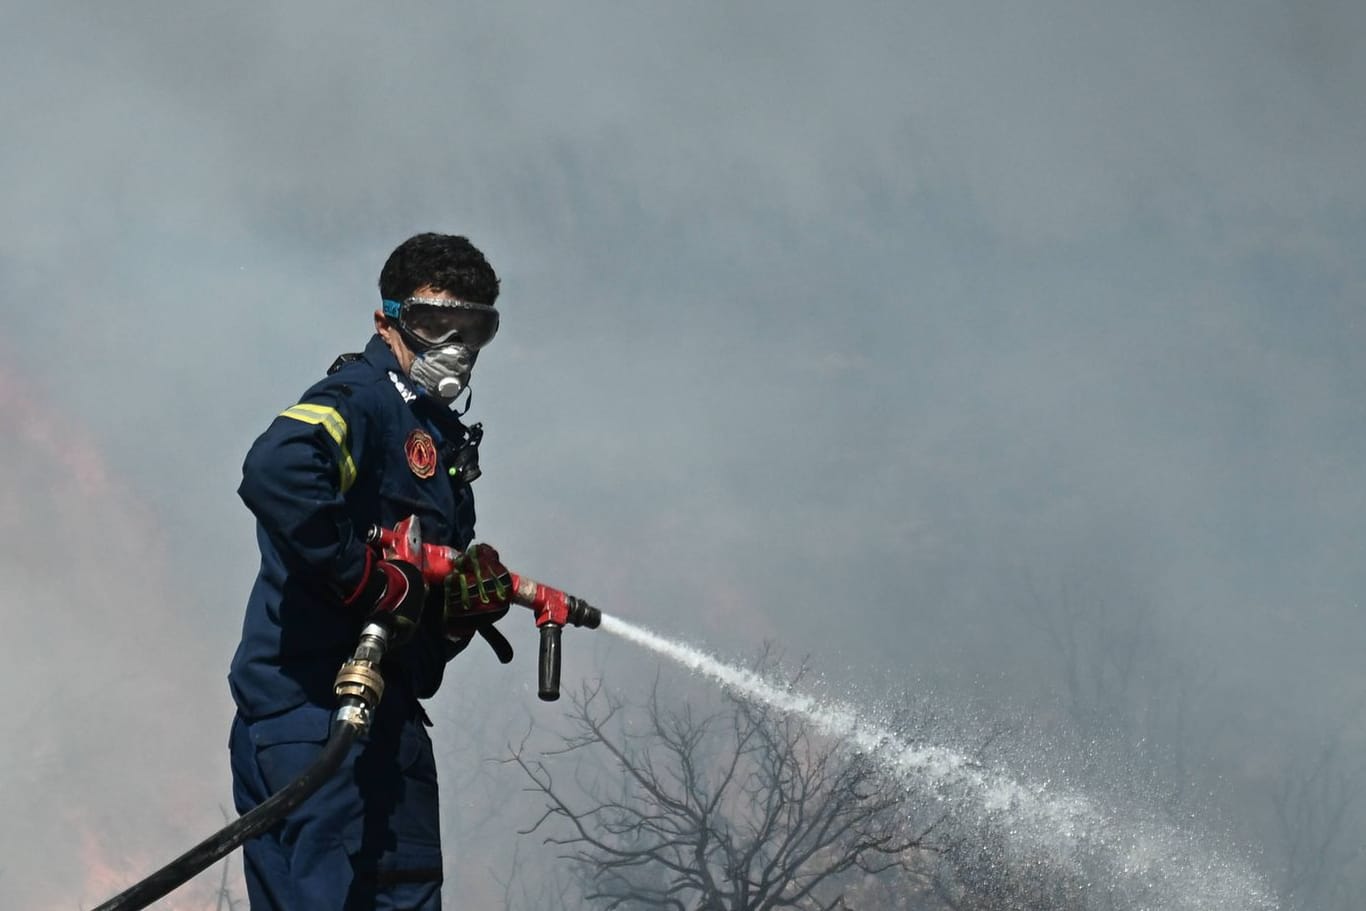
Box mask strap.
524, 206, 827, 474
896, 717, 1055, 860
450, 386, 473, 416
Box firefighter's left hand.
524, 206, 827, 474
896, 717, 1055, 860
441, 542, 513, 655
443, 542, 512, 616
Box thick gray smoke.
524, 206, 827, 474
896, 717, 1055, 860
2, 1, 1364, 908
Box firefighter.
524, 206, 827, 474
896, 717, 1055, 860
228, 233, 513, 909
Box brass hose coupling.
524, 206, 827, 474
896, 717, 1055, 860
334, 660, 385, 707
332, 622, 391, 734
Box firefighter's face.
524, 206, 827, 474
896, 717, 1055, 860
376, 284, 475, 375
376, 285, 489, 401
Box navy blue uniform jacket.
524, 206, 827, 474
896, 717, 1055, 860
229, 335, 477, 720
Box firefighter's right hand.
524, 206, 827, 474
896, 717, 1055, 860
346, 556, 427, 644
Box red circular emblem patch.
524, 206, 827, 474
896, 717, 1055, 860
405, 429, 438, 479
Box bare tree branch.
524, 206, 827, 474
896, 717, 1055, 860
511, 661, 936, 910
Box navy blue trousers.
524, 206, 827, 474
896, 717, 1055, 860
230, 704, 443, 910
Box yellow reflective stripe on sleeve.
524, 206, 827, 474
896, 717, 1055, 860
279, 403, 358, 492
282, 403, 347, 443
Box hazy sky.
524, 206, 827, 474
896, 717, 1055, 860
3, 2, 1364, 908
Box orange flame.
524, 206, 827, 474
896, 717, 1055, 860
76, 823, 235, 910
0, 361, 238, 909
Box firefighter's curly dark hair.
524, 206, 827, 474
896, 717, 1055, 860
379, 233, 500, 305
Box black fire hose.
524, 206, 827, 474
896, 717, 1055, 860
93, 623, 391, 911
93, 723, 359, 911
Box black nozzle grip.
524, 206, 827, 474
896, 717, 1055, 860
538, 623, 562, 701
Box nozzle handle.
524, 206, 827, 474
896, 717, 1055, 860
538, 623, 562, 701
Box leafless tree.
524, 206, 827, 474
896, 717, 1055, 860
211, 807, 245, 911
927, 813, 1122, 911
1017, 574, 1215, 819
509, 670, 938, 910
491, 838, 582, 911
1271, 723, 1366, 911
212, 851, 243, 911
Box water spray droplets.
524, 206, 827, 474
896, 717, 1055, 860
599, 615, 1279, 911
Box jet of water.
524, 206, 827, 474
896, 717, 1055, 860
599, 614, 1279, 911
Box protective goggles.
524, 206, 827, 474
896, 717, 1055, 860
382, 296, 500, 350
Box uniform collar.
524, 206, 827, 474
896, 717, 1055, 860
363, 335, 470, 436
364, 334, 421, 406
364, 333, 403, 373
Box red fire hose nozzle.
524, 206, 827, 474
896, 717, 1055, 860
508, 573, 602, 700
367, 517, 601, 700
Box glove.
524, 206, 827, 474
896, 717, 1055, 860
345, 552, 427, 644
442, 543, 515, 663
443, 542, 512, 619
